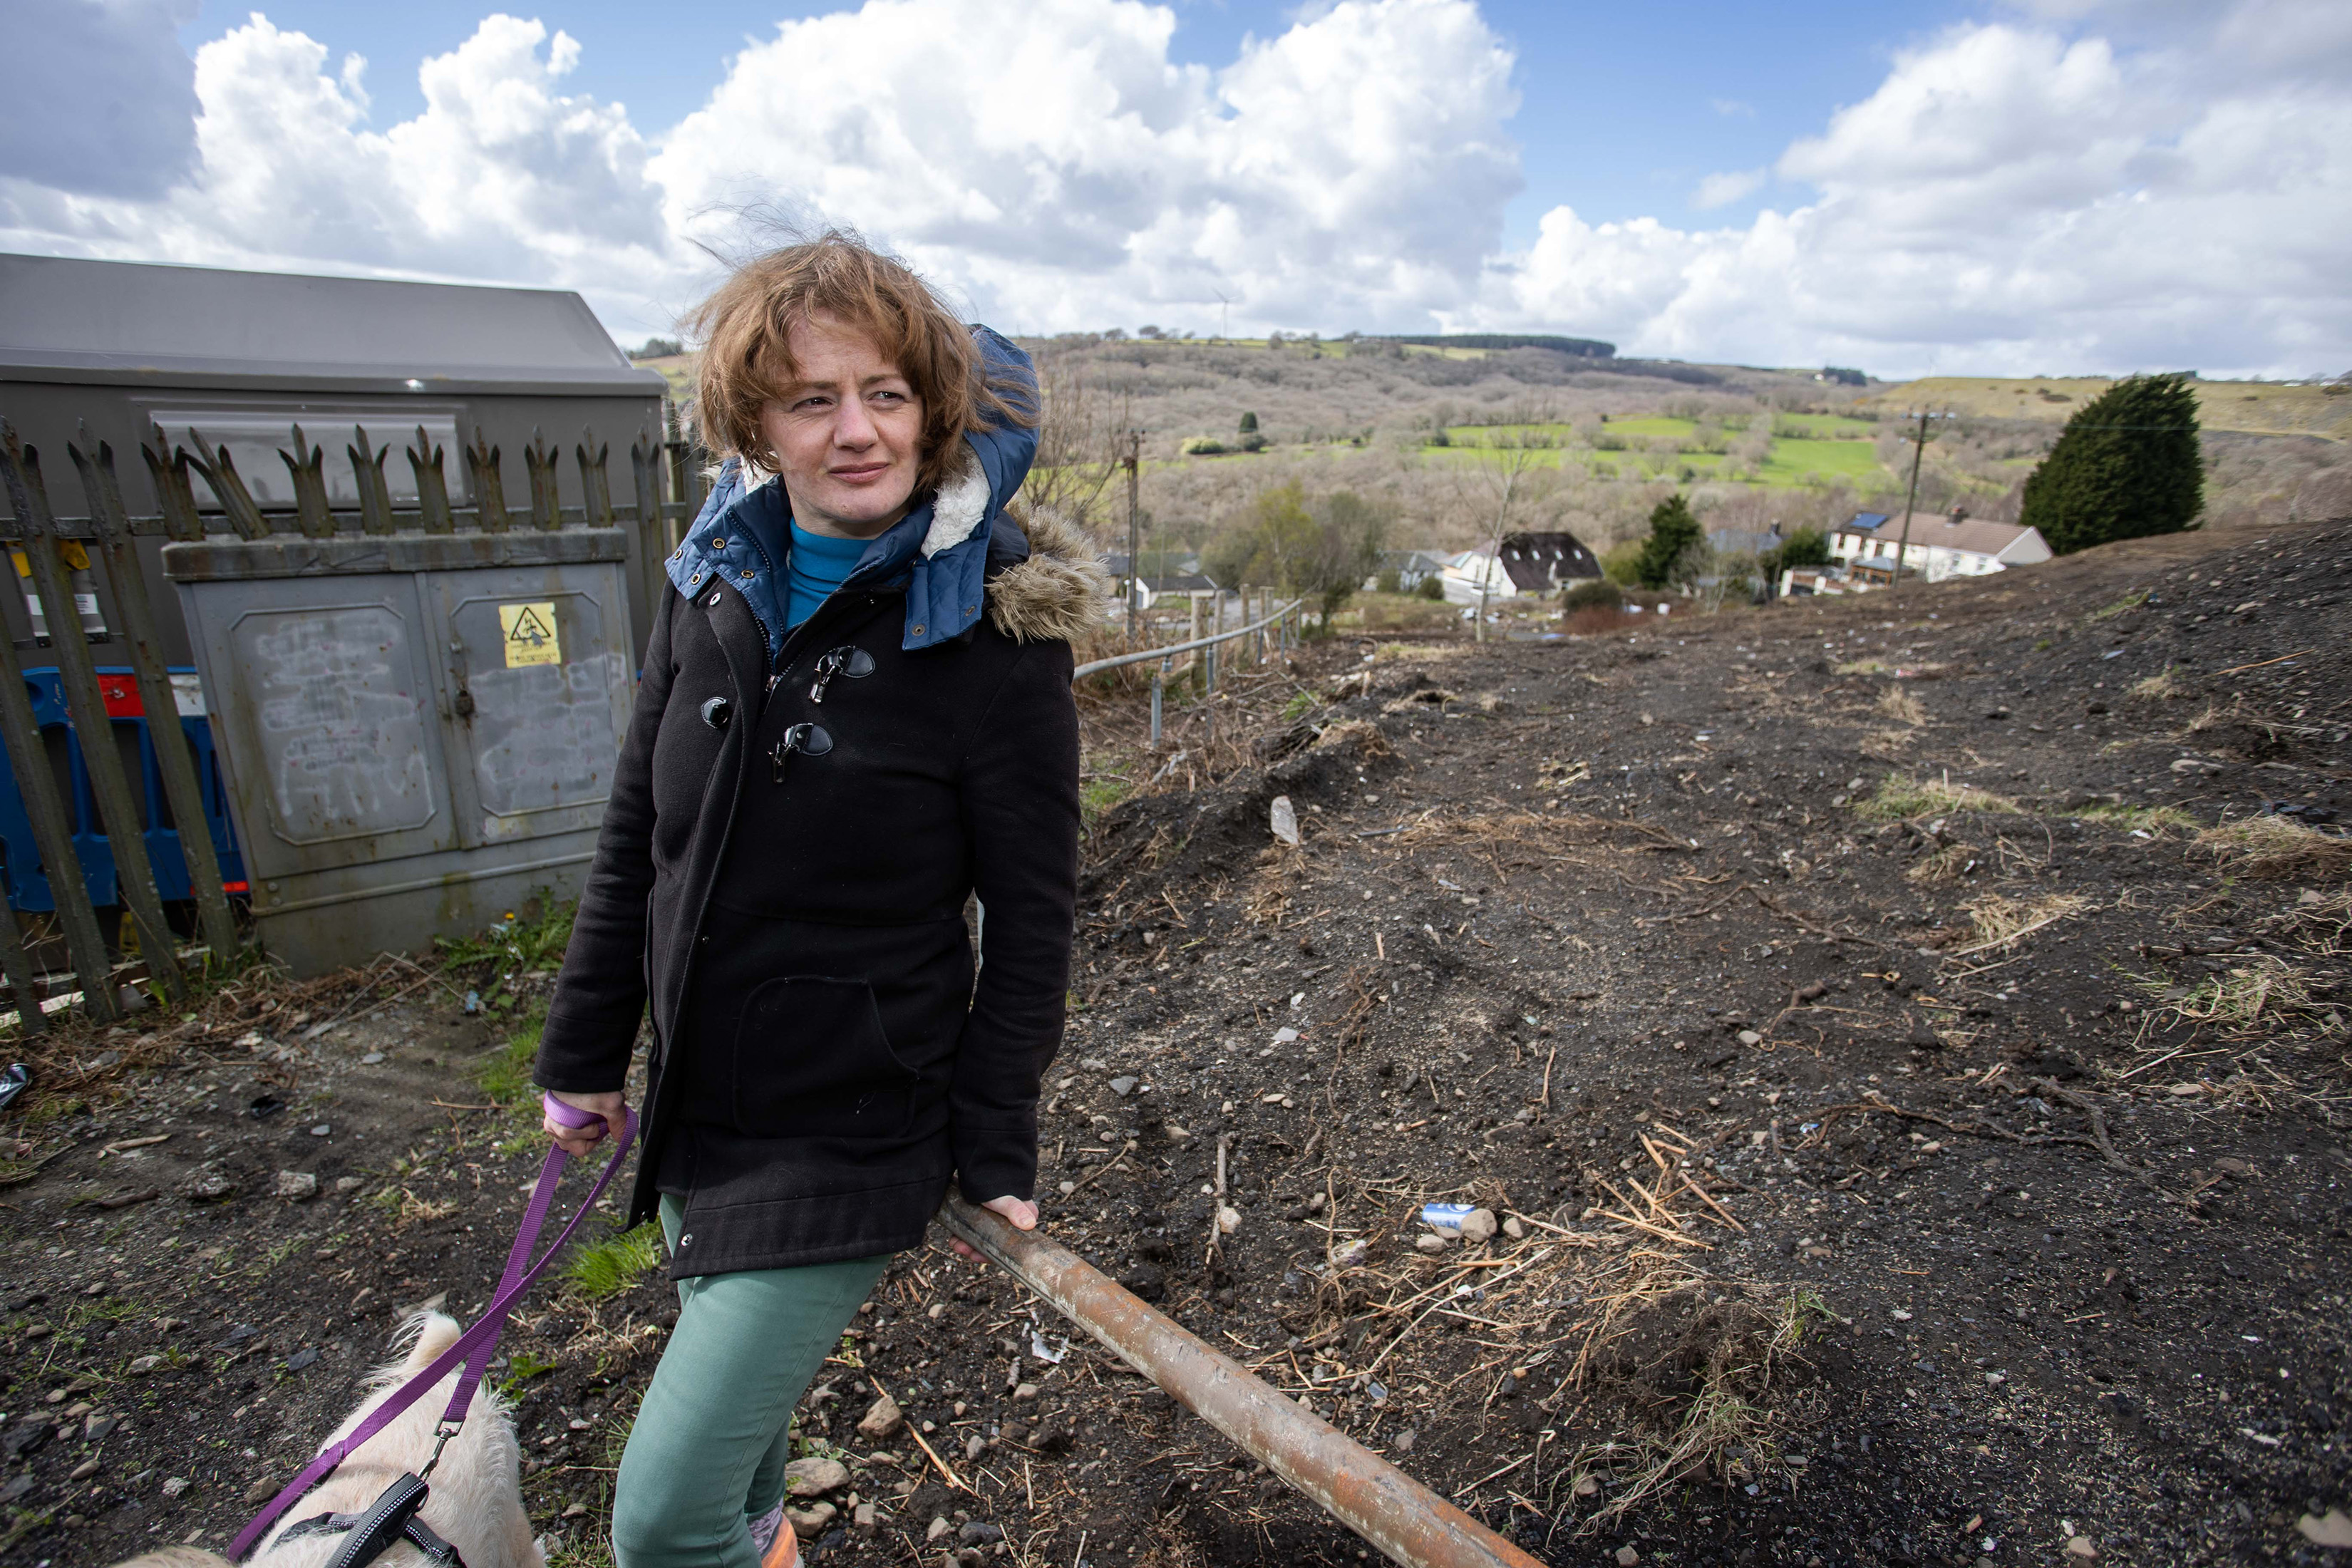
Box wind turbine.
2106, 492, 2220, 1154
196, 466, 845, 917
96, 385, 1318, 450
1212, 288, 1230, 344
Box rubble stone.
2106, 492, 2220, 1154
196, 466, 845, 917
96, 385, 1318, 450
785, 1456, 850, 1497
272, 1170, 319, 1202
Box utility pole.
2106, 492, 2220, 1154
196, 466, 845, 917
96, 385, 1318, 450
1892, 409, 1949, 581
1123, 428, 1143, 643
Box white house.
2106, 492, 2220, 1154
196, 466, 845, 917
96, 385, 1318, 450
1826, 508, 2052, 583
1436, 549, 1515, 604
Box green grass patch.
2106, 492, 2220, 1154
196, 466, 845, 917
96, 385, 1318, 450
477, 1007, 547, 1107
436, 892, 578, 993
497, 1348, 561, 1398
1079, 776, 1130, 830
563, 1224, 664, 1301
1423, 413, 1890, 490
1281, 691, 1318, 721
1834, 658, 1890, 676
2075, 802, 2197, 835
2089, 589, 2150, 622
1753, 437, 1886, 485
1855, 775, 2023, 820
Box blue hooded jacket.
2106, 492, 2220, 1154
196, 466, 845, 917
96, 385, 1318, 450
665, 325, 1038, 660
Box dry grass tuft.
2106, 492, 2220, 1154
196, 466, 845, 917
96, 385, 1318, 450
2194, 815, 2352, 880
2130, 666, 2189, 701
1580, 1287, 1832, 1526
2075, 801, 2198, 835
1958, 892, 2091, 952
1244, 842, 1307, 925
1876, 686, 1930, 726
1907, 842, 1980, 885
1857, 775, 2023, 821
1538, 757, 1593, 791
2158, 954, 2317, 1034
1314, 718, 1392, 758
1381, 687, 1458, 714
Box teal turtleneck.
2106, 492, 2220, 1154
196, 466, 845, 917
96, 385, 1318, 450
785, 521, 870, 630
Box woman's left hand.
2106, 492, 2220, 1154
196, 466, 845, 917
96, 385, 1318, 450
951, 1194, 1037, 1263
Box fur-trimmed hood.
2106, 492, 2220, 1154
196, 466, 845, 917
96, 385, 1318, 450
981, 505, 1110, 645
666, 324, 1100, 656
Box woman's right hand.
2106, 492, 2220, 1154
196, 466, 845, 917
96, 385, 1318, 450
544, 1089, 628, 1159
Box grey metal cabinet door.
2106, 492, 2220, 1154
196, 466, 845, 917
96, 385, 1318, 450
418, 562, 634, 848
188, 576, 460, 877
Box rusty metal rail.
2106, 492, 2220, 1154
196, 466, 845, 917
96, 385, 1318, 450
939, 1197, 1545, 1568
1068, 595, 1302, 681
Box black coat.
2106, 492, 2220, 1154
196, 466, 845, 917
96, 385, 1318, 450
535, 498, 1102, 1277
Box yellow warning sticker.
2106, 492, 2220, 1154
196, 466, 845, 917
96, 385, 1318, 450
498, 601, 562, 667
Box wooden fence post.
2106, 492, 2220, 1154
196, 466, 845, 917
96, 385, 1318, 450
0, 899, 43, 1033
0, 423, 184, 1001
70, 425, 241, 966
350, 426, 396, 537
0, 435, 120, 1020
525, 428, 562, 530
466, 428, 510, 533
408, 426, 455, 535
574, 428, 614, 527
282, 425, 336, 540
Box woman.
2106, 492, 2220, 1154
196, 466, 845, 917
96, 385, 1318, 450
532, 234, 1102, 1568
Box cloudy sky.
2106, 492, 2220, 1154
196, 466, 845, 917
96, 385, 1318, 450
3, 0, 2346, 378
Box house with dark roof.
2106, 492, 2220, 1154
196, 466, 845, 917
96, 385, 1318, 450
1827, 506, 2051, 582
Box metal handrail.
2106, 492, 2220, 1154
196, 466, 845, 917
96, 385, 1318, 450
1071, 597, 1304, 680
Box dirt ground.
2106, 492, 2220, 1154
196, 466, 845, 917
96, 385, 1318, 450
2, 514, 2347, 1568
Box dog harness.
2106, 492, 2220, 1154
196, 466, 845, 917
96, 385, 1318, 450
275, 1471, 466, 1567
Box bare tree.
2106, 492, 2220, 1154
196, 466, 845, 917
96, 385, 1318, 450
1018, 354, 1130, 536
1450, 435, 1552, 643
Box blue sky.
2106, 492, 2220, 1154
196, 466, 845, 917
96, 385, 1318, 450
179, 0, 1984, 243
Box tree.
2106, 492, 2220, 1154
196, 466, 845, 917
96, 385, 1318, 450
635, 336, 682, 359
1780, 526, 1831, 568
1204, 482, 1388, 628
1238, 411, 1259, 433
1445, 438, 1549, 642
1634, 493, 1703, 589
1756, 523, 1830, 589
2021, 373, 2202, 554
1019, 358, 1130, 536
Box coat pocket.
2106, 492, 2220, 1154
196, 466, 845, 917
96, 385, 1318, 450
731, 976, 918, 1138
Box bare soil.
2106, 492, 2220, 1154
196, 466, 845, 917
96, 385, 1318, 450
3, 515, 2348, 1568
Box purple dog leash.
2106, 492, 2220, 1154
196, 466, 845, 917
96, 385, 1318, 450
229, 1095, 636, 1561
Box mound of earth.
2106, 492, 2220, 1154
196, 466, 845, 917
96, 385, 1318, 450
1, 515, 2345, 1568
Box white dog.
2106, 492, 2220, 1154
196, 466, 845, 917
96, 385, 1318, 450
118, 1312, 544, 1568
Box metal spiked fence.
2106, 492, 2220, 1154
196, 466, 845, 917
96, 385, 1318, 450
0, 415, 698, 1031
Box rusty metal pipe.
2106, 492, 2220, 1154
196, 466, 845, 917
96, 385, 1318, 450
939, 1197, 1544, 1568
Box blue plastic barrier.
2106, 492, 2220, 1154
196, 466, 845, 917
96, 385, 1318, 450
0, 666, 247, 914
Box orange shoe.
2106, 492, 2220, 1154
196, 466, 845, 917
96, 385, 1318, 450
751, 1505, 800, 1568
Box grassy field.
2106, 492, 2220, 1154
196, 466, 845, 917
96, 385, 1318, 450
1857, 376, 2351, 440
1428, 416, 1894, 490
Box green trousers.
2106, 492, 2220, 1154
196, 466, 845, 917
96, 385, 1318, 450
609, 1195, 892, 1568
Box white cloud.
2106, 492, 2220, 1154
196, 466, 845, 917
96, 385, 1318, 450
1690, 167, 1765, 210
1, 12, 679, 319
1479, 11, 2352, 376
0, 0, 2344, 377
651, 0, 1520, 329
